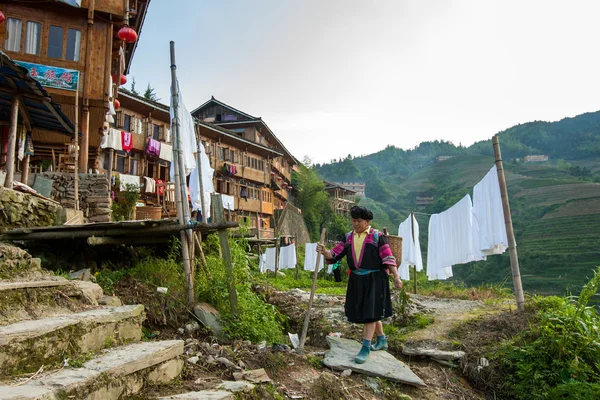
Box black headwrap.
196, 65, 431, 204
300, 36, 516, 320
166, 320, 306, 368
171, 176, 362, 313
350, 206, 374, 221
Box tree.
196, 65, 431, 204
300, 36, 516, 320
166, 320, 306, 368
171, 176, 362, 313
292, 165, 333, 241
130, 77, 139, 95
144, 83, 160, 102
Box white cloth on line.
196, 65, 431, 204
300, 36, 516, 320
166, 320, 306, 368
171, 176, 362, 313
259, 253, 268, 273
397, 214, 423, 281
100, 128, 123, 151
143, 176, 155, 193
159, 143, 173, 162
119, 174, 140, 192
221, 194, 235, 211
169, 82, 196, 179
262, 247, 277, 273
278, 244, 297, 270
189, 145, 215, 218
473, 166, 509, 256
426, 194, 485, 281
304, 243, 325, 271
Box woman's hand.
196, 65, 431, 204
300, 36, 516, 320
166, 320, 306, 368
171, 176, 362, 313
393, 276, 403, 290
316, 244, 330, 259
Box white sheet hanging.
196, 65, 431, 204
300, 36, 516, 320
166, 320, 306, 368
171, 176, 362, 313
159, 143, 173, 162
221, 195, 235, 211
169, 81, 196, 179
397, 214, 423, 280
119, 174, 140, 192
304, 243, 325, 271
100, 128, 123, 151
262, 247, 277, 273
426, 194, 485, 280
473, 166, 509, 256
278, 244, 297, 270
143, 176, 155, 193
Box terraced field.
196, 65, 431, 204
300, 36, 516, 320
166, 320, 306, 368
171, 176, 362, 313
514, 182, 600, 206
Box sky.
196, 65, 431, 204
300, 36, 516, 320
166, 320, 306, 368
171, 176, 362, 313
129, 0, 600, 164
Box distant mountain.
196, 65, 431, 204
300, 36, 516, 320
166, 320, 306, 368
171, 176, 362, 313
314, 110, 600, 295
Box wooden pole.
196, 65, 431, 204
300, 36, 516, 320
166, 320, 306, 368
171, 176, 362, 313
274, 234, 281, 276
107, 148, 114, 186
21, 154, 30, 185
492, 135, 525, 312
212, 193, 238, 315
73, 80, 80, 211
411, 212, 417, 294
4, 97, 19, 189
170, 41, 194, 308
298, 228, 326, 354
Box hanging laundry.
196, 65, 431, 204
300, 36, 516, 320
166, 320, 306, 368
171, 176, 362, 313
143, 176, 156, 193
189, 139, 215, 218
397, 214, 424, 281
155, 179, 165, 195
17, 130, 26, 161
169, 81, 196, 179
119, 174, 141, 192
221, 194, 235, 211
101, 128, 123, 151
304, 243, 325, 271
158, 143, 172, 162
262, 247, 277, 273
259, 253, 268, 273
122, 131, 133, 153
426, 195, 485, 281
223, 163, 229, 176
146, 138, 161, 158
240, 187, 247, 199
25, 133, 34, 156
473, 166, 509, 256
278, 244, 297, 270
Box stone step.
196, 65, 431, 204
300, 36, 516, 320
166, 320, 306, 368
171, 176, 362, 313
0, 340, 184, 400
0, 278, 103, 326
157, 391, 235, 400
0, 304, 145, 377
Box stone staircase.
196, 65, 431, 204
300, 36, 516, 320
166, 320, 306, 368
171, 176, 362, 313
0, 244, 184, 399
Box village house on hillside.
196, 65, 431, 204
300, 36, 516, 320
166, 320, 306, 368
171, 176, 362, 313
334, 181, 365, 198
324, 181, 356, 215
192, 97, 298, 238
0, 0, 149, 184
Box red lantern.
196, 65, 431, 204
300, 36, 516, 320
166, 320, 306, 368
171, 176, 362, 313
0, 11, 5, 24
112, 74, 127, 86
118, 26, 138, 43
114, 99, 120, 110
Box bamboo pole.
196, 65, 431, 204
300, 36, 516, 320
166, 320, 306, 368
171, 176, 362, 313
212, 193, 238, 315
170, 41, 194, 308
4, 97, 19, 189
274, 234, 281, 276
298, 227, 326, 354
492, 135, 525, 312
73, 80, 80, 211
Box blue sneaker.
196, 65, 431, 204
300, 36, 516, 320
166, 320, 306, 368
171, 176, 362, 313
371, 336, 388, 351
354, 345, 371, 364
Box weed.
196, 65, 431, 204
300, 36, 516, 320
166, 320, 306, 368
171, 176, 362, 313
257, 351, 288, 377
307, 355, 324, 369
236, 384, 284, 400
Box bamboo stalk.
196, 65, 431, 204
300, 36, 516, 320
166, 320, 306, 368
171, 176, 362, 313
298, 227, 327, 354
492, 135, 525, 312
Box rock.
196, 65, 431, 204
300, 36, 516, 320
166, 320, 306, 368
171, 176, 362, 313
233, 368, 272, 383
194, 303, 225, 339
237, 360, 247, 369
187, 356, 199, 364
206, 355, 215, 364
158, 390, 234, 400
185, 321, 200, 334
402, 346, 466, 361
323, 336, 425, 387
216, 357, 240, 370
340, 369, 352, 377
69, 280, 103, 305
178, 328, 185, 335
216, 380, 255, 393
98, 295, 122, 307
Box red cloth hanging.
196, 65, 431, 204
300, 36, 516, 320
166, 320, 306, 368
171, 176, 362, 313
121, 131, 133, 152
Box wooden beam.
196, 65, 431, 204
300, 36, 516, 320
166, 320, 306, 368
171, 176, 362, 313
4, 97, 19, 189
43, 100, 74, 135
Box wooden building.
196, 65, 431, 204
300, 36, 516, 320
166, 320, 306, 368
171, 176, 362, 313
324, 181, 356, 215
192, 98, 298, 237
0, 0, 150, 175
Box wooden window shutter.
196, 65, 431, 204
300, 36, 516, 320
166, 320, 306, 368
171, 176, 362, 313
116, 111, 123, 128
159, 126, 165, 141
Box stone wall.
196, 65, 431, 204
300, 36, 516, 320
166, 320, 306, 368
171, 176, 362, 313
275, 203, 311, 244
0, 187, 61, 232
39, 173, 111, 223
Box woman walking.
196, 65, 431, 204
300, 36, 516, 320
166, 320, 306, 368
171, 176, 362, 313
317, 206, 402, 364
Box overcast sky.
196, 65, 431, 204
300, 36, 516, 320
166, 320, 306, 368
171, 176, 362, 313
130, 0, 600, 164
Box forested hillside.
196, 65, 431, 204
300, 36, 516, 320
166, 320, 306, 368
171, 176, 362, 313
314, 111, 600, 295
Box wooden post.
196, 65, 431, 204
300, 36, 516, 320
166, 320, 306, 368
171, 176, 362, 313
298, 228, 326, 354
493, 135, 525, 312
274, 235, 281, 276
4, 97, 19, 189
107, 148, 114, 186
411, 212, 417, 294
170, 41, 195, 308
21, 155, 30, 185
73, 80, 80, 211
212, 193, 238, 315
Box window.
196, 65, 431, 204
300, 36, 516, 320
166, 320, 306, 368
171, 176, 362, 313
65, 29, 81, 61
153, 124, 160, 140
25, 21, 41, 55
5, 18, 22, 52
130, 156, 139, 176
48, 26, 64, 59
116, 150, 127, 173
123, 114, 131, 132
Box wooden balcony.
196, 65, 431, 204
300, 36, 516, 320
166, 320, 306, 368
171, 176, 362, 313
262, 201, 274, 215
272, 160, 291, 181
241, 166, 267, 184
274, 188, 288, 201
237, 198, 261, 213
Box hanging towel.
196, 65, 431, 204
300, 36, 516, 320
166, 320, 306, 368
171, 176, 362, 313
122, 131, 133, 152
473, 166, 509, 256
146, 138, 161, 158
101, 128, 123, 151
426, 195, 485, 281
304, 243, 325, 271
189, 139, 215, 218
159, 143, 173, 162
397, 214, 424, 281
17, 130, 26, 161
259, 253, 268, 273
263, 247, 277, 273
143, 176, 155, 193
221, 194, 235, 211
278, 244, 297, 270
